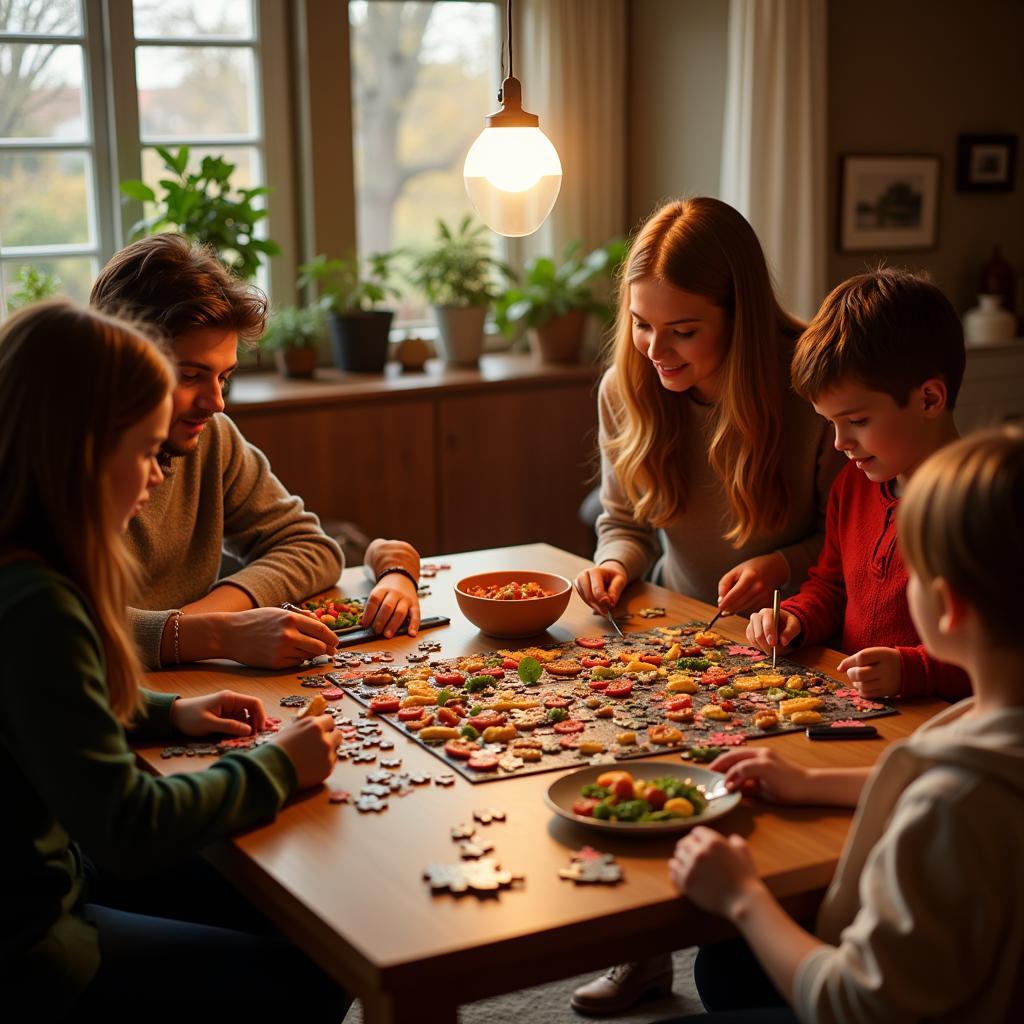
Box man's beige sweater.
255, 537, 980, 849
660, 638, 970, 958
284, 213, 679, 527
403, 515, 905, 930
593, 368, 843, 605
126, 413, 343, 667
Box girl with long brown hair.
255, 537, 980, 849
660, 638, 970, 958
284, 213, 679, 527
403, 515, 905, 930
572, 198, 841, 1015
0, 300, 347, 1020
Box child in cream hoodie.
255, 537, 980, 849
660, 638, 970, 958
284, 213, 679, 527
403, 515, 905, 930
667, 428, 1024, 1023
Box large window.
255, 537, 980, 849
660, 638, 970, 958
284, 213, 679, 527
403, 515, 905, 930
0, 0, 277, 314
0, 0, 103, 303
349, 1, 498, 325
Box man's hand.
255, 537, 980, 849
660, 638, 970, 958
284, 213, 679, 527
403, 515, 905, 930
363, 574, 420, 639
220, 607, 339, 668
669, 827, 766, 921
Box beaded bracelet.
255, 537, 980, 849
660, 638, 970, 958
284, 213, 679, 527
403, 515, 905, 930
375, 566, 419, 589
170, 610, 183, 665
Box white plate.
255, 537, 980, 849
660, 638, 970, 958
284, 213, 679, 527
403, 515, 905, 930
545, 761, 741, 835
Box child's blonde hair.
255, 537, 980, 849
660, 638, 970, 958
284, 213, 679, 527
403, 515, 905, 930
792, 268, 965, 407
605, 197, 804, 546
0, 299, 174, 720
899, 428, 1024, 646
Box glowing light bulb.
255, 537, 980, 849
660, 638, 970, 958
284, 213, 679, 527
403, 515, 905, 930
463, 78, 562, 237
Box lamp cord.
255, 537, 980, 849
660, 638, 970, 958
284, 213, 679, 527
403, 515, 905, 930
507, 0, 514, 78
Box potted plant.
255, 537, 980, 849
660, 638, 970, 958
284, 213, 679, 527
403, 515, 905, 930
408, 216, 510, 366
298, 252, 401, 373
258, 305, 325, 378
119, 146, 280, 280
6, 264, 61, 312
495, 239, 627, 363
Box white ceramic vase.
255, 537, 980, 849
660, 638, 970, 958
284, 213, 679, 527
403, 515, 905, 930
963, 294, 1016, 346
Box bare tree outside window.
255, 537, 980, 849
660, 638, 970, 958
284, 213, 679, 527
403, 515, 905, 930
350, 1, 497, 324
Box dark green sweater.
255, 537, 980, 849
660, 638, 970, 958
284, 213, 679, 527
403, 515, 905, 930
0, 561, 297, 1015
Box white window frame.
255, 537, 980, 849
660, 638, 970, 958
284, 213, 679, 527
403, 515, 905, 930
1, 0, 295, 309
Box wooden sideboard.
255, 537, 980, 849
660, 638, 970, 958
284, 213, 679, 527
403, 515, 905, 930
227, 355, 601, 558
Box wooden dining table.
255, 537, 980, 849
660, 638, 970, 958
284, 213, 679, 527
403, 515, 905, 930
136, 543, 949, 1023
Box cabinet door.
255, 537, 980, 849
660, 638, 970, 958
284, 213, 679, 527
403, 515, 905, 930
230, 400, 439, 555
438, 383, 598, 556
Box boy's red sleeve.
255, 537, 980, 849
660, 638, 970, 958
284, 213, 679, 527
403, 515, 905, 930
781, 479, 846, 647
896, 646, 972, 700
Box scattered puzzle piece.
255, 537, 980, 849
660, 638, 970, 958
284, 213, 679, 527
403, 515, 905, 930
356, 795, 388, 813
328, 789, 351, 804
450, 823, 476, 840
296, 693, 328, 720
636, 607, 666, 619
473, 808, 506, 825
423, 858, 523, 895
381, 757, 402, 768
457, 838, 494, 859
434, 773, 456, 786
559, 847, 623, 885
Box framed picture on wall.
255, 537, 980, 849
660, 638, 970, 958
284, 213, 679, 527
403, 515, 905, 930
956, 133, 1017, 193
838, 154, 941, 252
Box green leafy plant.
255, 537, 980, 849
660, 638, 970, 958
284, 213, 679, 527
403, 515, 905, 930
7, 265, 61, 310
257, 305, 325, 352
119, 146, 280, 280
407, 215, 511, 308
495, 238, 627, 337
297, 252, 401, 314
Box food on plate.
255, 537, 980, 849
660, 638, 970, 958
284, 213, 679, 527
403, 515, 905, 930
572, 770, 708, 822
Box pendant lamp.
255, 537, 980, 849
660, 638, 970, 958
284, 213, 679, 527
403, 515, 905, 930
463, 0, 562, 237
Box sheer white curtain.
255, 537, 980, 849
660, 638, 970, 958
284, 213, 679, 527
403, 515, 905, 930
518, 0, 628, 259
720, 0, 827, 320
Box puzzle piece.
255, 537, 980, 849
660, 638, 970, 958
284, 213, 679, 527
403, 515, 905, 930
635, 607, 666, 619
434, 773, 456, 786
473, 808, 506, 825
423, 858, 523, 895
380, 757, 403, 769
457, 838, 495, 859
450, 823, 476, 840
296, 693, 328, 720
352, 751, 377, 763
328, 789, 351, 804
559, 847, 623, 885
356, 794, 388, 813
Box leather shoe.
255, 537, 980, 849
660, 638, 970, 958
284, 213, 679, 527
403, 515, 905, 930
571, 954, 674, 1016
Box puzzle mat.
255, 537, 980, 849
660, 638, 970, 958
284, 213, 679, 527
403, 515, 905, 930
308, 621, 896, 785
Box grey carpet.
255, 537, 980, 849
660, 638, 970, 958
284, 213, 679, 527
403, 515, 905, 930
343, 948, 703, 1023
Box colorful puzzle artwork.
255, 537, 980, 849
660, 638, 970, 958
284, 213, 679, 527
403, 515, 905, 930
309, 622, 896, 784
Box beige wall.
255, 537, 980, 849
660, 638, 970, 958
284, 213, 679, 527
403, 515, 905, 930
828, 0, 1024, 313
626, 0, 729, 229
627, 0, 1024, 316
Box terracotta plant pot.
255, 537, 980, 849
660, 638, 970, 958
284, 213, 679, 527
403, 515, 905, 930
528, 309, 588, 363
327, 310, 394, 373
273, 346, 317, 378
432, 305, 487, 366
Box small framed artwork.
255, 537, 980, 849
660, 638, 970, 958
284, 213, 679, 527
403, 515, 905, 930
956, 133, 1017, 193
838, 154, 941, 252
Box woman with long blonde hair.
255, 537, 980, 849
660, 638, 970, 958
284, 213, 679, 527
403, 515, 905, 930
572, 199, 841, 1015
0, 300, 347, 1020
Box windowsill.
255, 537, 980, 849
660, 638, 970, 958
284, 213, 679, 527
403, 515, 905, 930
226, 351, 601, 412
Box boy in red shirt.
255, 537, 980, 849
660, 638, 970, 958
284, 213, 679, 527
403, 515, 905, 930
747, 269, 969, 700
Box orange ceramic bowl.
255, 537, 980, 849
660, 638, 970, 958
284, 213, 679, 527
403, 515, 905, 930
454, 570, 572, 638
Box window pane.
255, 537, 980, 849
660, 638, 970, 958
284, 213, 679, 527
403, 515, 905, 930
0, 150, 92, 246
141, 144, 259, 193
1, 255, 96, 306
0, 43, 87, 140
136, 46, 256, 140
132, 0, 254, 40
350, 1, 498, 325
0, 0, 81, 36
